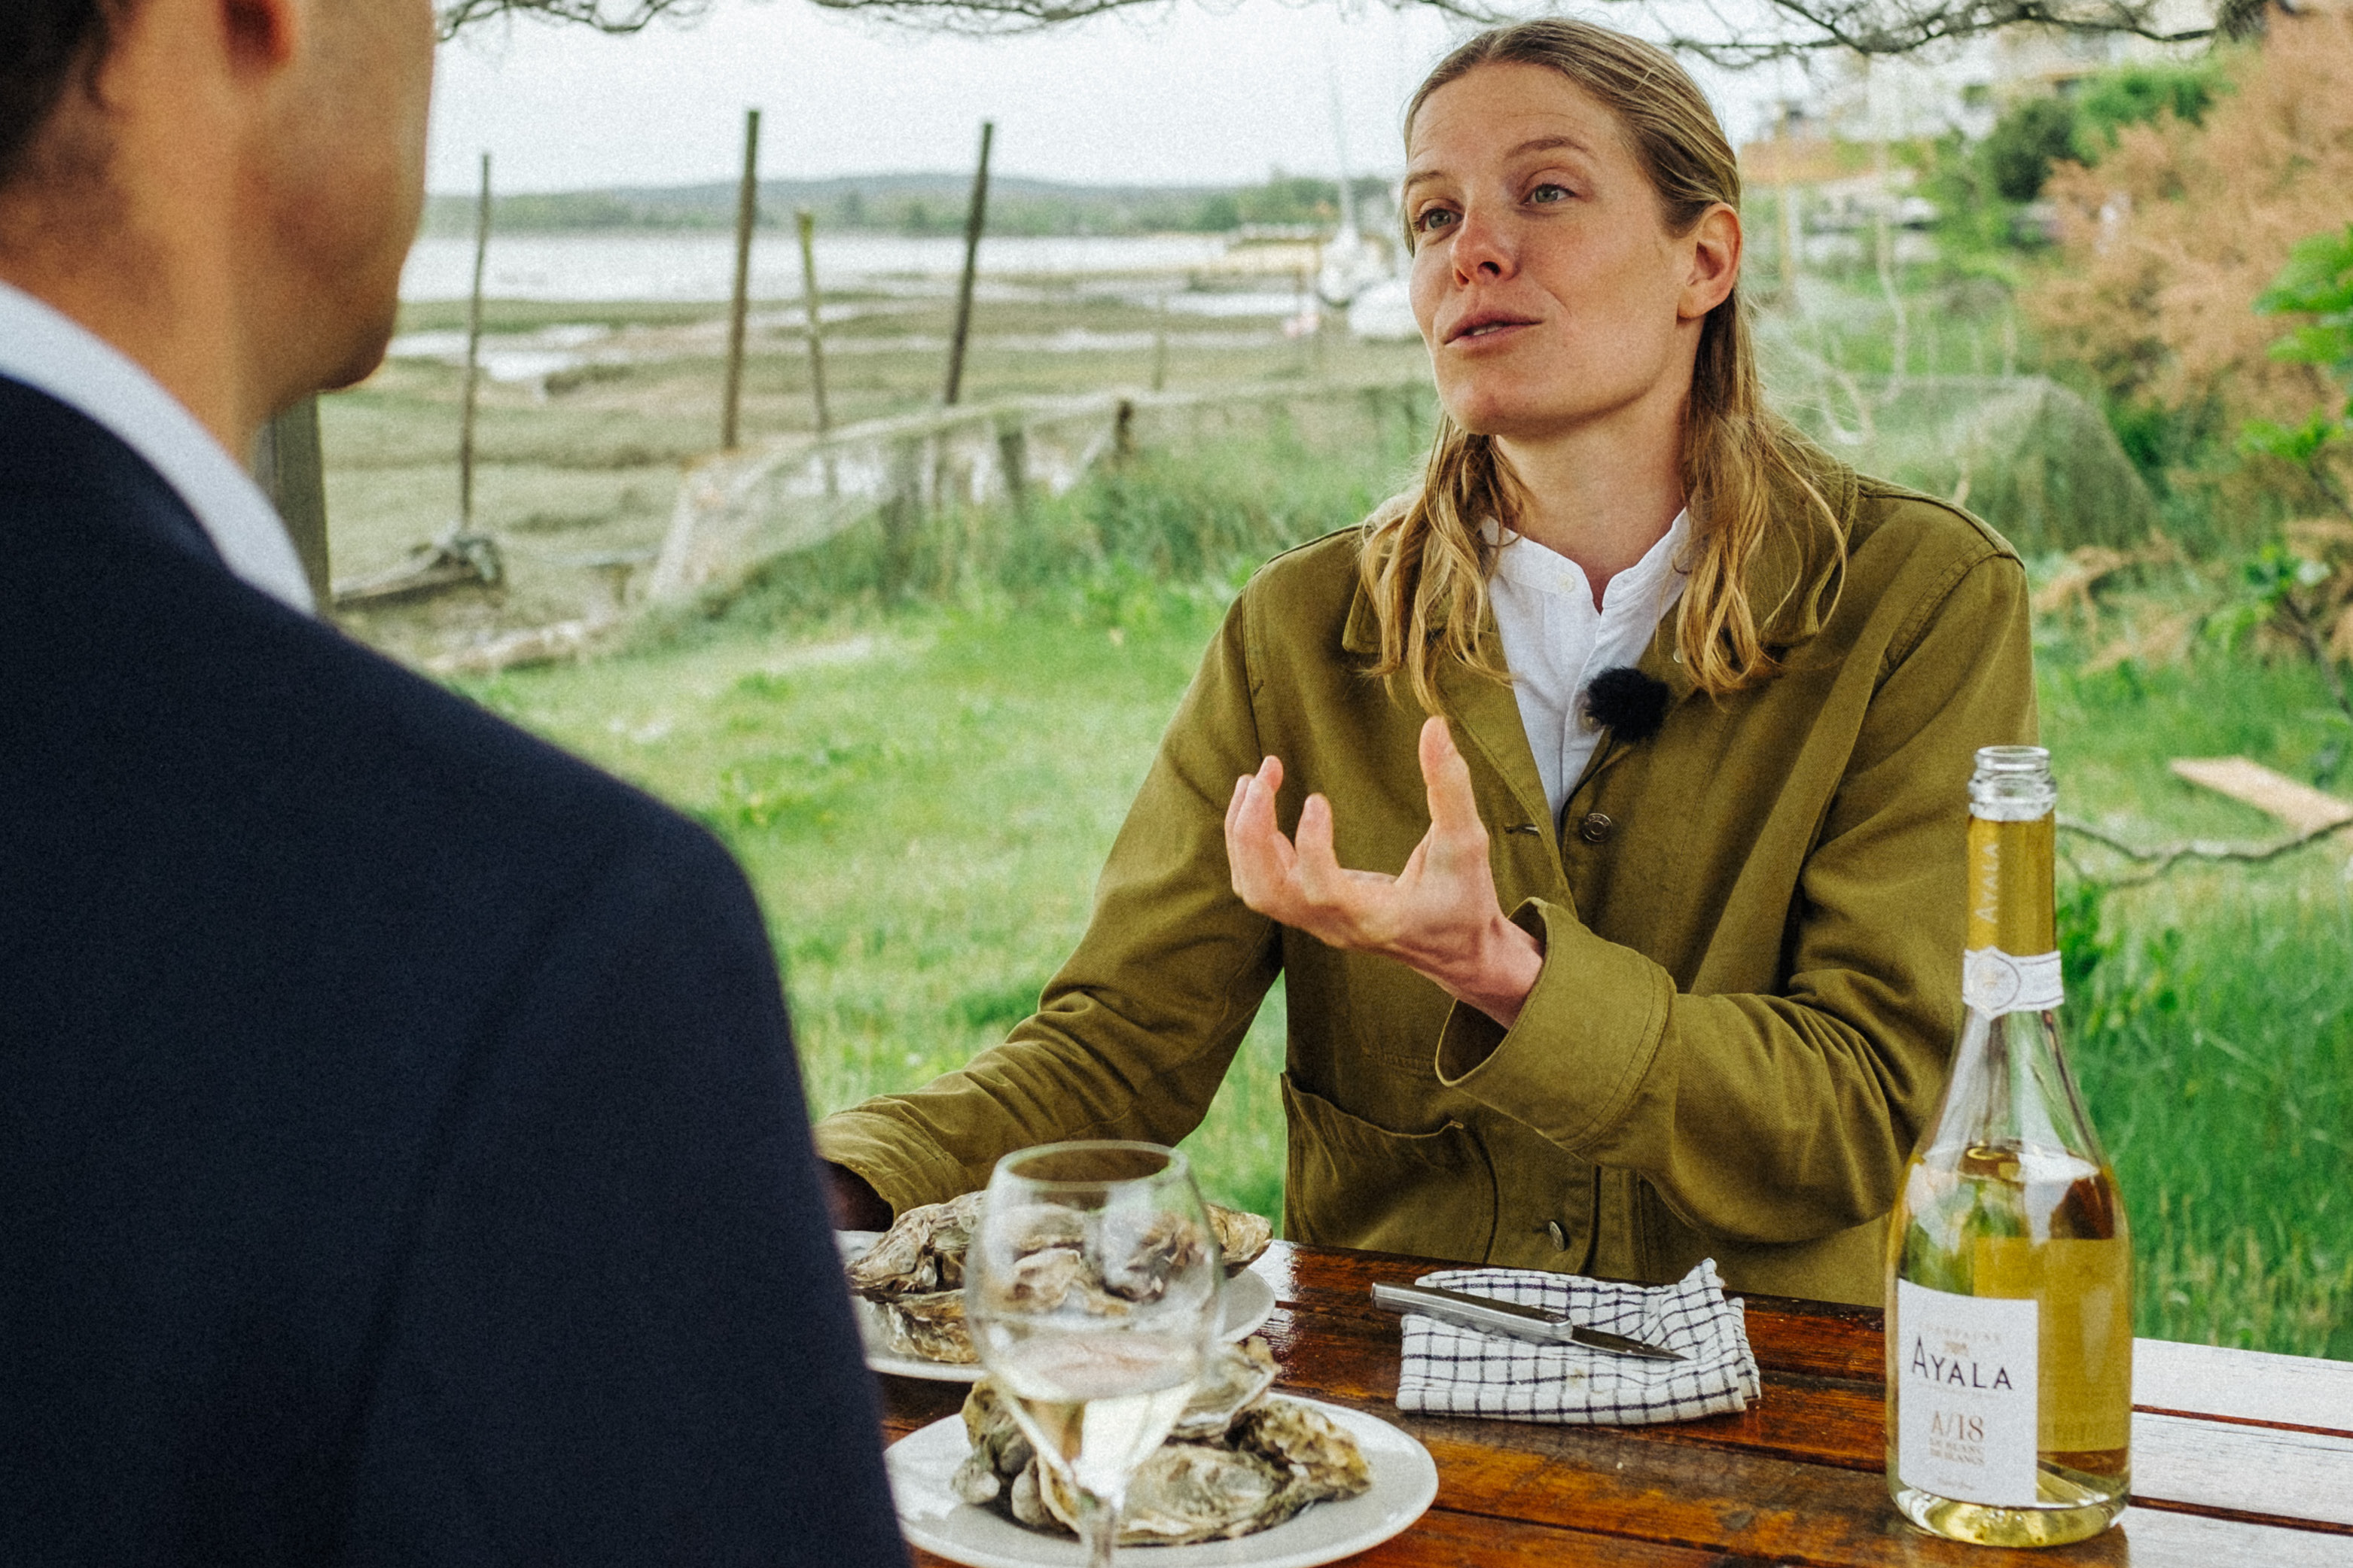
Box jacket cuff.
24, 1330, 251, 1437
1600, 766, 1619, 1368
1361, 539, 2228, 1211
812, 1111, 977, 1222
1432, 897, 1675, 1153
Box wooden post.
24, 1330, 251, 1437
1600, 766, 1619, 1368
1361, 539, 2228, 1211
251, 398, 329, 605
723, 108, 761, 450
1151, 292, 1169, 394
941, 119, 994, 407
795, 206, 831, 436
459, 151, 491, 531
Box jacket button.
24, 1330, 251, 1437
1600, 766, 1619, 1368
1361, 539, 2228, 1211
1547, 1220, 1568, 1251
1577, 811, 1614, 845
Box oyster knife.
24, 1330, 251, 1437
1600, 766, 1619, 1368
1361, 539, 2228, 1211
1370, 1282, 1689, 1361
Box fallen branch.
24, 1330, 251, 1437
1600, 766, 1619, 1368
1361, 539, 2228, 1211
2056, 814, 2353, 884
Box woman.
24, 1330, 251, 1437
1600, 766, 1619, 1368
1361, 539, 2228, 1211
818, 20, 2033, 1306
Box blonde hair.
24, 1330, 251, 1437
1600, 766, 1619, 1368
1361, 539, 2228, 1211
1362, 18, 1838, 710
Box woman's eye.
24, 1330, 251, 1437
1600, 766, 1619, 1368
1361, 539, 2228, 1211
1529, 183, 1571, 206
1414, 207, 1458, 236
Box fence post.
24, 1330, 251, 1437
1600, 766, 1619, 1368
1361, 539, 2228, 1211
253, 398, 329, 605
942, 120, 994, 407
722, 108, 761, 450
459, 151, 491, 532
881, 434, 924, 597
795, 206, 832, 437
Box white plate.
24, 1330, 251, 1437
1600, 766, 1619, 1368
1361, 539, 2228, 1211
839, 1232, 1279, 1384
885, 1396, 1438, 1568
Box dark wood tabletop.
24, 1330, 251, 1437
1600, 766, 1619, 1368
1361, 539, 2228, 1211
875, 1240, 2353, 1568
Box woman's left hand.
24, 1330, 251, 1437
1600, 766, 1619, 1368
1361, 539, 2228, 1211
1224, 714, 1544, 1028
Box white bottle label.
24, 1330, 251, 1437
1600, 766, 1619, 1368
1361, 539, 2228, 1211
1895, 1279, 2041, 1506
1963, 948, 2065, 1017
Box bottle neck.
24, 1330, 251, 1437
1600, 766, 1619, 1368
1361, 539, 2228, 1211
1967, 811, 2056, 958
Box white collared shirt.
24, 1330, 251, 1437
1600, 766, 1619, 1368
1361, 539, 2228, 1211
0, 280, 313, 613
1489, 509, 1691, 823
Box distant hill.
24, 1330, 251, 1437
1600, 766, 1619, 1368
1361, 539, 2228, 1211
419, 172, 1398, 239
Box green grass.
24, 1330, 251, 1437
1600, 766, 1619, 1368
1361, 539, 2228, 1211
374, 311, 2353, 1359
448, 531, 2353, 1357
459, 585, 1288, 1219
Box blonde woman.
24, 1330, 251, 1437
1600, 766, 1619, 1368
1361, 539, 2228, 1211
819, 20, 2033, 1306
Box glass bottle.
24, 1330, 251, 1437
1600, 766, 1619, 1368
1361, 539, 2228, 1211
1885, 746, 2132, 1547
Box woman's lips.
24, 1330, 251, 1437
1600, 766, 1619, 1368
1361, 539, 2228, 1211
1446, 314, 1539, 346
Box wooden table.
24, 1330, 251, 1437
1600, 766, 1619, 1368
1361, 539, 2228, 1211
876, 1241, 2353, 1567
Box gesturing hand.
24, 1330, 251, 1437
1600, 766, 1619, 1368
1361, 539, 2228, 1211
1224, 715, 1542, 1028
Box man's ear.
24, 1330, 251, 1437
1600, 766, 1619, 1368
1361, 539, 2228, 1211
220, 0, 306, 75
1678, 202, 1741, 321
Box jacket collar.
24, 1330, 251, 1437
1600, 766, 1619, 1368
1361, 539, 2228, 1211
1339, 446, 1857, 819
1343, 446, 1857, 691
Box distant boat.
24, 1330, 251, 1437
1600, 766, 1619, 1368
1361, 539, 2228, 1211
1346, 276, 1418, 342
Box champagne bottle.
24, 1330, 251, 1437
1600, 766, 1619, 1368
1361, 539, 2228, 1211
1885, 746, 2132, 1547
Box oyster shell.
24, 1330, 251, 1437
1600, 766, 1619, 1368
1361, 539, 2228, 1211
870, 1288, 976, 1365
1233, 1397, 1373, 1501
845, 1190, 1273, 1365
951, 1337, 1370, 1547
1209, 1207, 1273, 1273
1168, 1336, 1279, 1440
845, 1191, 983, 1299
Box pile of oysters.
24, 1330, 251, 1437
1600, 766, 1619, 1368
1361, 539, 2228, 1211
951, 1338, 1373, 1545
844, 1189, 1276, 1366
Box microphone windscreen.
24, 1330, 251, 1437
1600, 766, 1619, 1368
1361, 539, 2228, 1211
1584, 666, 1671, 742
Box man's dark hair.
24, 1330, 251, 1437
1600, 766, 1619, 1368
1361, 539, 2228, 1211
1, 0, 117, 190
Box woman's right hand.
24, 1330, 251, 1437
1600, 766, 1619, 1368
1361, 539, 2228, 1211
1224, 714, 1544, 1027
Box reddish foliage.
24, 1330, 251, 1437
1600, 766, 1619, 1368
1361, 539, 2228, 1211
2027, 12, 2353, 435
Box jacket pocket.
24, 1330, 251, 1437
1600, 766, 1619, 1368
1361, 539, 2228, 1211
1281, 1073, 1497, 1262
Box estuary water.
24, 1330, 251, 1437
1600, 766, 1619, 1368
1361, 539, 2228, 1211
399, 232, 1242, 304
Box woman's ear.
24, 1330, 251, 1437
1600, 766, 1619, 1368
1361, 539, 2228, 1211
1678, 202, 1741, 321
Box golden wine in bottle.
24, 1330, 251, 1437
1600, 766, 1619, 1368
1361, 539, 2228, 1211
1886, 746, 2132, 1547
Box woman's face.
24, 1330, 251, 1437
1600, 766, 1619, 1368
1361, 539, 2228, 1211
1404, 62, 1736, 446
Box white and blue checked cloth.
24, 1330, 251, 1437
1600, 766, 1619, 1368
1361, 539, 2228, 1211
1394, 1259, 1760, 1425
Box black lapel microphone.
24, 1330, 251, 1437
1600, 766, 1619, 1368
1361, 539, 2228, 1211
1582, 666, 1672, 743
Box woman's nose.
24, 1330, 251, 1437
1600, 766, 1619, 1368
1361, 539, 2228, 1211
1449, 206, 1516, 282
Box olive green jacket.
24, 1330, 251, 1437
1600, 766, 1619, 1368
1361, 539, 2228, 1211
815, 458, 2035, 1305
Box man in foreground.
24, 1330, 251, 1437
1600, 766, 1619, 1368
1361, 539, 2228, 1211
0, 2, 907, 1561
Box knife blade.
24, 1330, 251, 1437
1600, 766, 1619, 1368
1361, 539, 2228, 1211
1370, 1282, 1689, 1362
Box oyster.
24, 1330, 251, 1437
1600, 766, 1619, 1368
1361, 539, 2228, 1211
1209, 1207, 1274, 1273
845, 1191, 983, 1299
1168, 1335, 1278, 1440
951, 1337, 1370, 1547
1233, 1397, 1373, 1500
846, 1189, 1273, 1365
869, 1289, 975, 1365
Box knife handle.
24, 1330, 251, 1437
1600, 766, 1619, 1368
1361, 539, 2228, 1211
1370, 1282, 1564, 1345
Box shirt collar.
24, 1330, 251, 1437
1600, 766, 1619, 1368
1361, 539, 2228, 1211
1489, 508, 1692, 613
0, 281, 314, 614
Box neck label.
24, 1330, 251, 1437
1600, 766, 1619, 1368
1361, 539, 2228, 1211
1964, 948, 2064, 1017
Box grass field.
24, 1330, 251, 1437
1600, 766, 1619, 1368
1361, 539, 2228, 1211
443, 477, 2353, 1362
339, 272, 2348, 1359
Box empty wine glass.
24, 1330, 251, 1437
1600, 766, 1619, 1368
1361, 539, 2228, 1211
964, 1141, 1224, 1568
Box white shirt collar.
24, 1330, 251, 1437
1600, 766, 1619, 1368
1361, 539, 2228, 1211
0, 280, 314, 613
1492, 507, 1692, 613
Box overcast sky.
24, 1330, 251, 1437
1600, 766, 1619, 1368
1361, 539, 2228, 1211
428, 1, 1803, 195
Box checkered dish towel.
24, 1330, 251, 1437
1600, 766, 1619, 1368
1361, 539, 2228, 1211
1394, 1259, 1760, 1425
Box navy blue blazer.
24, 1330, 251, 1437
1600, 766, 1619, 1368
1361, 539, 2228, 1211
0, 377, 910, 1566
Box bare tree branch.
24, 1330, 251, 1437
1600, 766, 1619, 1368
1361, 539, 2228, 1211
437, 0, 712, 39
2057, 812, 2351, 886
440, 0, 2237, 56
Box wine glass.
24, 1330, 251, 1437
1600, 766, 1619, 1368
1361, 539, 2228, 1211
964, 1140, 1224, 1568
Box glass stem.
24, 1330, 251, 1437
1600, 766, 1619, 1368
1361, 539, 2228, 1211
1075, 1487, 1119, 1568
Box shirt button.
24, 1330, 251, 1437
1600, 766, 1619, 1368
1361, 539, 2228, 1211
1547, 1220, 1569, 1251
1577, 811, 1615, 845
